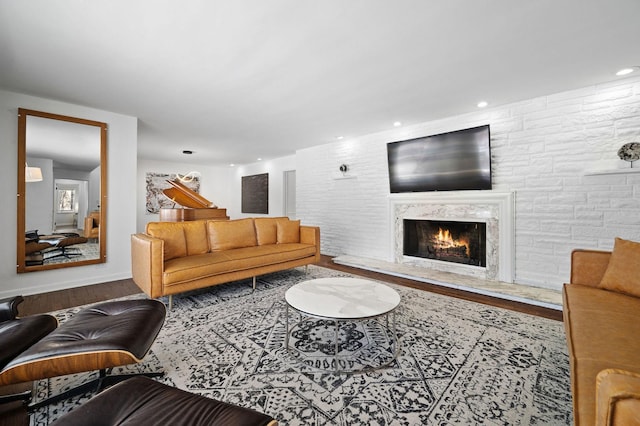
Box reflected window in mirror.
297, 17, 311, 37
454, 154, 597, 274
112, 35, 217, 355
17, 109, 107, 272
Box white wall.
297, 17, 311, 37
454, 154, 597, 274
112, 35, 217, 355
0, 89, 138, 298
232, 155, 297, 219
297, 76, 640, 291
25, 157, 54, 233
136, 159, 234, 232
136, 155, 296, 230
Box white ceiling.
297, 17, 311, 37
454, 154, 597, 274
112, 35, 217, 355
26, 116, 101, 171
1, 1, 639, 166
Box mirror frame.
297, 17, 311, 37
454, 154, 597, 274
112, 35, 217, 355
17, 108, 108, 273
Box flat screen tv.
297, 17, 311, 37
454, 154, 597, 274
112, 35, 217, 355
387, 124, 491, 193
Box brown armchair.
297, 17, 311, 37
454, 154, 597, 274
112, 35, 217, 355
0, 295, 166, 410
83, 211, 100, 239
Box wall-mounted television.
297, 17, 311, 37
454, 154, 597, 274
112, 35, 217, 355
387, 124, 491, 193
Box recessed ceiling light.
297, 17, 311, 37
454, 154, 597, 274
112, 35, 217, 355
257, 158, 262, 161
616, 67, 635, 76
336, 136, 344, 140
182, 150, 193, 154
393, 121, 402, 127
477, 101, 488, 108
229, 163, 235, 167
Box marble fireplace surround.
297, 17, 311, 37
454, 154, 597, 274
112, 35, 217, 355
389, 191, 515, 282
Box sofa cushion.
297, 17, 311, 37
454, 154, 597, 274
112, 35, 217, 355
599, 237, 640, 297
182, 220, 209, 255
277, 220, 300, 244
254, 217, 288, 246
162, 244, 316, 286
146, 222, 187, 261
207, 218, 257, 252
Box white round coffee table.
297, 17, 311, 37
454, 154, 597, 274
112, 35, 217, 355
284, 277, 401, 372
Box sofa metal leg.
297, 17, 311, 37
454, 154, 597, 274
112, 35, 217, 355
305, 265, 308, 274
168, 295, 173, 310
252, 276, 256, 291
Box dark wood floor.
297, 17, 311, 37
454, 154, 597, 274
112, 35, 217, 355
0, 255, 562, 425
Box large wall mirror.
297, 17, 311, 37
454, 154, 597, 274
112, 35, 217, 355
17, 108, 107, 273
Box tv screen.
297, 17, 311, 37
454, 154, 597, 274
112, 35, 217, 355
387, 125, 491, 193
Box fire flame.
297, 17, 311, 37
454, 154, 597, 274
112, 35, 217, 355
435, 227, 469, 256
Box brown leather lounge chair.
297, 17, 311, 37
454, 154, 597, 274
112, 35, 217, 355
0, 295, 166, 411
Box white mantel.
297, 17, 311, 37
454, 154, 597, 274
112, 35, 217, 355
389, 191, 515, 282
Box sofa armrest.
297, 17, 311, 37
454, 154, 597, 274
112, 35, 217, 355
596, 369, 640, 426
0, 296, 24, 322
300, 226, 321, 261
131, 234, 165, 298
569, 249, 611, 287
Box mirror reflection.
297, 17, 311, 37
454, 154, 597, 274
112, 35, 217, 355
18, 109, 107, 272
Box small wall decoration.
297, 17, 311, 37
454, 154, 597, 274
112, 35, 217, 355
617, 142, 640, 167
242, 173, 269, 214
146, 172, 200, 214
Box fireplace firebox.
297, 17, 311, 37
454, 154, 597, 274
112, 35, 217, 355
403, 219, 486, 267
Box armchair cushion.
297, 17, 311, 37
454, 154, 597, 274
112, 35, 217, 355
599, 238, 640, 297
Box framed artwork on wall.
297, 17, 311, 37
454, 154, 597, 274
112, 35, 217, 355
145, 172, 200, 214
242, 173, 269, 214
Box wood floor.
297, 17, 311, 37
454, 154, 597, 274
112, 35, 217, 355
0, 255, 562, 426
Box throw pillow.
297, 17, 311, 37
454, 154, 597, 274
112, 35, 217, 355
254, 217, 288, 245
277, 220, 300, 244
599, 237, 640, 297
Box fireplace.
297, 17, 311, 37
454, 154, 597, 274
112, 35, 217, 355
390, 191, 514, 282
404, 219, 486, 267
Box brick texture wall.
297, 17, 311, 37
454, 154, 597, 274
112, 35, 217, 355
297, 76, 640, 290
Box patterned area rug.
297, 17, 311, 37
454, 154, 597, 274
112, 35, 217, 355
30, 266, 572, 425
43, 242, 100, 265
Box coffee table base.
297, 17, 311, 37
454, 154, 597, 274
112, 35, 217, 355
284, 303, 399, 374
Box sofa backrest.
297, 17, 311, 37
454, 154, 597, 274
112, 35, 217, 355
145, 217, 303, 260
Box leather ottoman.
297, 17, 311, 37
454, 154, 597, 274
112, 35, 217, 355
50, 376, 277, 426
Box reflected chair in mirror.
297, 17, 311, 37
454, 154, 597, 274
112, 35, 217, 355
0, 296, 166, 410
83, 211, 100, 240
25, 231, 89, 263
24, 237, 53, 266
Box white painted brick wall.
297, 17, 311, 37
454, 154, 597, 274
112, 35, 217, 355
297, 76, 640, 291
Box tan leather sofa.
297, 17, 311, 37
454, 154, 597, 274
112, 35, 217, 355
131, 217, 320, 306
563, 245, 640, 426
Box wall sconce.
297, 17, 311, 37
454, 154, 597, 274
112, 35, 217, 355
25, 164, 43, 182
